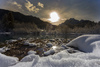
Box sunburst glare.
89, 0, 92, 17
48, 12, 60, 22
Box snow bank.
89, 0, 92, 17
0, 53, 18, 67
10, 50, 100, 67
67, 35, 100, 52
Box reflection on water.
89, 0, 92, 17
0, 34, 81, 43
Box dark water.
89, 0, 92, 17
0, 34, 82, 43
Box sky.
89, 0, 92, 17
0, 0, 100, 25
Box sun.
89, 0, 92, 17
48, 12, 60, 22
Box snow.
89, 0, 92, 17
28, 50, 36, 55
24, 41, 37, 47
67, 35, 100, 52
29, 43, 37, 47
46, 43, 53, 47
0, 47, 10, 53
20, 54, 39, 62
18, 37, 23, 40
1, 34, 100, 67
8, 40, 17, 43
10, 50, 100, 67
0, 53, 18, 67
44, 49, 55, 56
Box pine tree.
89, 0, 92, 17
2, 12, 14, 32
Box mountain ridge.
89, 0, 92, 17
0, 9, 52, 29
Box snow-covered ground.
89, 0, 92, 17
1, 34, 100, 67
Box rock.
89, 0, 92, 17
49, 39, 55, 42
67, 49, 76, 53
8, 40, 17, 43
24, 41, 30, 45
0, 47, 10, 53
61, 45, 68, 49
18, 37, 23, 40
29, 43, 37, 47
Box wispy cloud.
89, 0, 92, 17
38, 2, 44, 8
25, 0, 41, 13
7, 0, 22, 9
12, 1, 22, 9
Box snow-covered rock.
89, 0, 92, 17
67, 35, 100, 52
61, 45, 68, 49
46, 43, 53, 47
24, 41, 30, 45
18, 37, 23, 40
0, 53, 18, 67
7, 40, 17, 43
28, 50, 36, 55
29, 43, 37, 47
49, 39, 55, 42
24, 41, 37, 47
0, 47, 10, 53
44, 49, 55, 56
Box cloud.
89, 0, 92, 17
12, 1, 22, 9
38, 2, 44, 8
7, 0, 22, 9
25, 0, 40, 13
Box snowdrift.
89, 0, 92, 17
67, 35, 100, 52
0, 53, 18, 67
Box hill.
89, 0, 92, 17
0, 9, 51, 29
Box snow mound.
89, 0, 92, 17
0, 53, 18, 67
20, 54, 39, 62
67, 35, 100, 52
